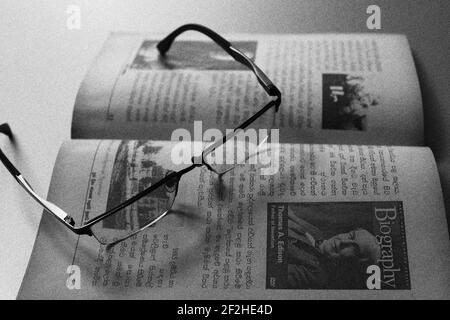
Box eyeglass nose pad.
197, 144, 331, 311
191, 155, 203, 166
0, 123, 13, 139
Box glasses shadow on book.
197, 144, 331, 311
63, 204, 215, 293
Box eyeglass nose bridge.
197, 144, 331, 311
190, 154, 222, 175
191, 154, 216, 174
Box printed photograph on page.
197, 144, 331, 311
266, 201, 410, 290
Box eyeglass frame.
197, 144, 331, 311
0, 23, 281, 244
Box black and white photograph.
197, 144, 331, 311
1, 0, 449, 308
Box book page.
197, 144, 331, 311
72, 33, 423, 146
18, 140, 449, 299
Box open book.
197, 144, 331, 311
18, 32, 450, 299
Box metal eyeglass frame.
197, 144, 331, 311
0, 24, 281, 245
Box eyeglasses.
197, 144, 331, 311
0, 24, 281, 246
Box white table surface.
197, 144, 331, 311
1, 0, 449, 299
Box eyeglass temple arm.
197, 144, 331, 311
156, 23, 281, 99
0, 124, 77, 229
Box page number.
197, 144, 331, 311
366, 5, 381, 30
